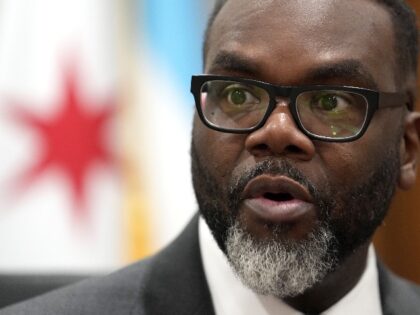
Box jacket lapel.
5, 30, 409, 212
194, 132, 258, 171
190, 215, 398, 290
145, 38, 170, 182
142, 214, 215, 315
377, 261, 420, 315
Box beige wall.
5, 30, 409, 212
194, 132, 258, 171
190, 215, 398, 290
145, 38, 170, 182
373, 0, 420, 284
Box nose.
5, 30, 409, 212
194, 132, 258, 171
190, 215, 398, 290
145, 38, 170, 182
244, 103, 316, 160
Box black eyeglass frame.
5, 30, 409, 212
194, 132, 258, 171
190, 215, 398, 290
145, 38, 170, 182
191, 74, 409, 142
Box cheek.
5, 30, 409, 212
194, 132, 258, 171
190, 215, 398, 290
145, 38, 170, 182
317, 121, 400, 196
193, 119, 246, 181
316, 140, 387, 191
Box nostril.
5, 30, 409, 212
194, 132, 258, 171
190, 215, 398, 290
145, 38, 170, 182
244, 122, 316, 159
252, 143, 270, 153
248, 144, 304, 157
284, 145, 303, 154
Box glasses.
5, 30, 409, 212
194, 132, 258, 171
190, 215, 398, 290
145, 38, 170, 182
190, 75, 409, 142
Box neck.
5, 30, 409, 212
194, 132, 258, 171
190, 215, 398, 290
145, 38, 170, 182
283, 241, 371, 313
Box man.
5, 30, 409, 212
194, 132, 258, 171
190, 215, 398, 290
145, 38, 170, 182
2, 0, 420, 314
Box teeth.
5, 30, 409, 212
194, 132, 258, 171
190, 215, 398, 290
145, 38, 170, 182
264, 192, 293, 202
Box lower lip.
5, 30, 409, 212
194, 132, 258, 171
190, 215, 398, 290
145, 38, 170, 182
243, 197, 314, 223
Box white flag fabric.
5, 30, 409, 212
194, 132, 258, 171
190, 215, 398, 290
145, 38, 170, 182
0, 0, 216, 273
0, 0, 123, 273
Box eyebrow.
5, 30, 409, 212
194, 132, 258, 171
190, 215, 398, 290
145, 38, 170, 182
305, 60, 379, 90
208, 51, 261, 75
208, 52, 379, 90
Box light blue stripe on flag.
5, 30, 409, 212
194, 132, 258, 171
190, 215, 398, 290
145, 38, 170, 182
140, 0, 210, 115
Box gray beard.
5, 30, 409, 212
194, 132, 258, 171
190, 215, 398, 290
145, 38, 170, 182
225, 220, 336, 298
191, 130, 401, 297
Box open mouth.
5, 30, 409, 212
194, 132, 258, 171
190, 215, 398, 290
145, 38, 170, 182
241, 175, 314, 224
263, 192, 294, 202
242, 175, 312, 203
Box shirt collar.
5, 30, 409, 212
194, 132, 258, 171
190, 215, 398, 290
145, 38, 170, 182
199, 217, 382, 315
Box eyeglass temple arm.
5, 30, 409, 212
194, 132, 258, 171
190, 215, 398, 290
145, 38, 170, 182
378, 92, 413, 110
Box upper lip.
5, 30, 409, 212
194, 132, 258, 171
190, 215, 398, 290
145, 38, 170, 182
241, 175, 313, 203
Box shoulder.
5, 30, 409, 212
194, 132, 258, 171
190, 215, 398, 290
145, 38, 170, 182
0, 214, 212, 315
378, 262, 420, 315
0, 258, 154, 315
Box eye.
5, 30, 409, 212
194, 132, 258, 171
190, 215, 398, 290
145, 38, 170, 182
222, 84, 260, 108
229, 89, 248, 105
311, 92, 351, 112
317, 94, 338, 110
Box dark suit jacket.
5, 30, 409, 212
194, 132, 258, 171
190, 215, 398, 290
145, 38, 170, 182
1, 215, 420, 315
0, 274, 89, 308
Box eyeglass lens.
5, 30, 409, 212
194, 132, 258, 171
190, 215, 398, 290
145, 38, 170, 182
199, 80, 369, 138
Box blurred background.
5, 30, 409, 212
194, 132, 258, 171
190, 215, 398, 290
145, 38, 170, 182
0, 0, 417, 287
0, 0, 213, 275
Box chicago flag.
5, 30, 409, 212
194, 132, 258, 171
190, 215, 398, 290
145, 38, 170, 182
0, 0, 123, 273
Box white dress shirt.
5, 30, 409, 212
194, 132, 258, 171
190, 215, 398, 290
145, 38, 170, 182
199, 217, 383, 315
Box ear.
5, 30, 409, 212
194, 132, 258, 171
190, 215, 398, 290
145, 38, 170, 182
398, 111, 420, 190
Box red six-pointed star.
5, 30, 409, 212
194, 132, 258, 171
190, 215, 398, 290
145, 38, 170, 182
11, 68, 115, 218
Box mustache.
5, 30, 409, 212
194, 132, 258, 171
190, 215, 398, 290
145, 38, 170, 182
227, 159, 328, 216
230, 159, 316, 197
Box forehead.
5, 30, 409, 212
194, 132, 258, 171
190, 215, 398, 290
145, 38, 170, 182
206, 0, 396, 89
